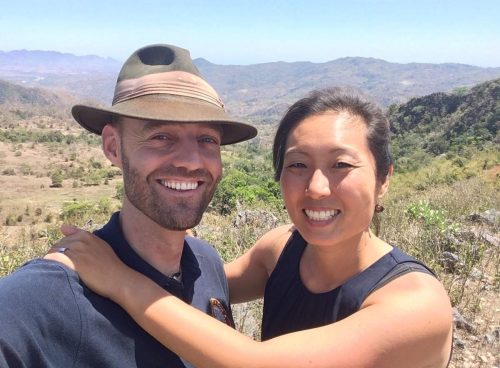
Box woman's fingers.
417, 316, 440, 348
60, 223, 81, 236
44, 229, 127, 299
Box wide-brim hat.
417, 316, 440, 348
72, 44, 257, 145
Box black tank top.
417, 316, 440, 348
261, 230, 434, 341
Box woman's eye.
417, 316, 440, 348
287, 162, 306, 168
334, 162, 352, 168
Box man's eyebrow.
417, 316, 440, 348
141, 121, 166, 133
207, 124, 223, 136
139, 121, 223, 136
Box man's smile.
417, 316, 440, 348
159, 180, 200, 191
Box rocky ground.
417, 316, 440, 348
447, 210, 499, 367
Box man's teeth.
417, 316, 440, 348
304, 209, 339, 221
161, 180, 198, 191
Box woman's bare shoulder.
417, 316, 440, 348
256, 223, 295, 251
250, 224, 296, 272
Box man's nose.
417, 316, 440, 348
171, 140, 204, 171
306, 169, 331, 199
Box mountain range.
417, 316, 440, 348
1, 49, 499, 121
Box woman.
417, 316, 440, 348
47, 88, 453, 367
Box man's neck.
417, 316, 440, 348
119, 200, 186, 277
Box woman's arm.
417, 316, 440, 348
46, 227, 452, 368
224, 224, 294, 304
118, 268, 453, 368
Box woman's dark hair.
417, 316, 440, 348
272, 87, 393, 184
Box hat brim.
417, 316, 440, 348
72, 94, 257, 145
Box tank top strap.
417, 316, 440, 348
335, 246, 435, 320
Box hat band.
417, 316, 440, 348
113, 71, 224, 109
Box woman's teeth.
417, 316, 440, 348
304, 209, 339, 221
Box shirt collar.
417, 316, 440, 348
94, 212, 201, 299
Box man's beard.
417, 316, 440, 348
121, 152, 219, 231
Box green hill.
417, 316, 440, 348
388, 78, 499, 171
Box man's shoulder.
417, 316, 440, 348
0, 258, 80, 296
184, 236, 221, 260
0, 259, 84, 326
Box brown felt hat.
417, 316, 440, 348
72, 44, 257, 145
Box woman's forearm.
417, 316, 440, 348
111, 269, 452, 368
114, 270, 265, 368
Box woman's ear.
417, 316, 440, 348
378, 165, 393, 199
102, 124, 122, 169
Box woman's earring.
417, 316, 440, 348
375, 204, 385, 213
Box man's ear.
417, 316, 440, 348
378, 164, 393, 199
102, 124, 122, 169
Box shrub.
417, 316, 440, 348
20, 164, 33, 176
211, 169, 282, 215
44, 213, 55, 223
60, 198, 117, 225
115, 182, 124, 201
5, 214, 17, 226
2, 168, 16, 176
50, 171, 64, 188
60, 201, 94, 222
96, 198, 113, 215
82, 171, 103, 186
407, 200, 460, 234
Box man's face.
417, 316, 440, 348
112, 118, 223, 230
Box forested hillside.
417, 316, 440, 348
388, 78, 499, 171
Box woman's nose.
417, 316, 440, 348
306, 169, 331, 198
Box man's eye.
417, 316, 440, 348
152, 134, 169, 140
200, 137, 219, 144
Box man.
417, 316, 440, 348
0, 44, 257, 367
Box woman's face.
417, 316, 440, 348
280, 111, 389, 247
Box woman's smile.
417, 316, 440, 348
303, 209, 340, 222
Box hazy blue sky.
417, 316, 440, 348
1, 0, 499, 67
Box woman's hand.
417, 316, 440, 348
45, 224, 132, 300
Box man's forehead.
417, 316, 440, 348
145, 120, 220, 129
120, 118, 223, 134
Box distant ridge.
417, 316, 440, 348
0, 50, 120, 72
196, 57, 500, 119
0, 50, 120, 102
0, 49, 499, 120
